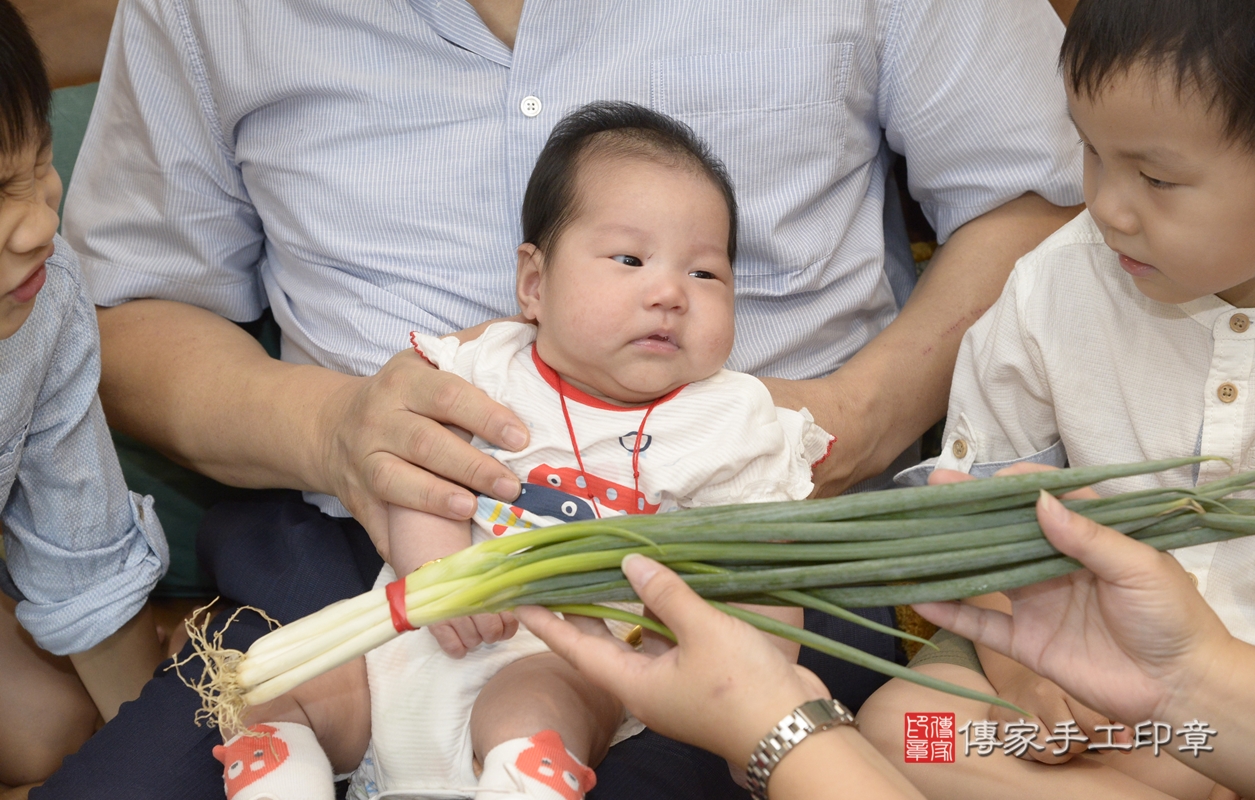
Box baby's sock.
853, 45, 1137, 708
477, 729, 596, 800
212, 721, 335, 800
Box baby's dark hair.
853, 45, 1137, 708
522, 101, 738, 262
1061, 0, 1255, 151
0, 0, 51, 156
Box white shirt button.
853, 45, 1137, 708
520, 96, 542, 117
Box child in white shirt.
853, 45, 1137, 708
858, 1, 1255, 798
214, 102, 830, 800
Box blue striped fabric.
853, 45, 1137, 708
65, 0, 1082, 517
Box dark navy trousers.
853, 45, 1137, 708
35, 493, 899, 799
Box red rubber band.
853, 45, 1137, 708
386, 578, 415, 632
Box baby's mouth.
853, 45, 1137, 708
633, 332, 679, 351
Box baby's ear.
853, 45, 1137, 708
516, 243, 544, 322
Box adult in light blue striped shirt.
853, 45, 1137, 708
54, 0, 1082, 797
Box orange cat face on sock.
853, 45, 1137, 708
514, 730, 596, 800
213, 724, 291, 796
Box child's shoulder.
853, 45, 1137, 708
5, 236, 92, 350
34, 235, 88, 313
1001, 210, 1138, 316
1013, 209, 1110, 285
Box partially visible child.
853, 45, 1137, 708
0, 0, 168, 789
215, 102, 832, 800
859, 1, 1255, 798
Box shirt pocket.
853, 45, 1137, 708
651, 43, 855, 280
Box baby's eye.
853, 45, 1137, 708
1079, 139, 1099, 156
689, 270, 717, 280
1141, 173, 1175, 190
612, 255, 643, 267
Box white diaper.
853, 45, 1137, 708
347, 566, 643, 799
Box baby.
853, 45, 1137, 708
859, 1, 1255, 798
0, 0, 168, 787
217, 102, 832, 800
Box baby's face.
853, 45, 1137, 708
517, 154, 734, 405
1070, 65, 1255, 307
0, 140, 60, 339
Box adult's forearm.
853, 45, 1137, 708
96, 299, 353, 493
768, 193, 1081, 494
769, 726, 924, 799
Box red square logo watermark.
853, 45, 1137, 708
904, 713, 955, 763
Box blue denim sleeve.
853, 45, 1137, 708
2, 240, 168, 655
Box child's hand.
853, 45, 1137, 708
990, 667, 1124, 764
428, 612, 519, 658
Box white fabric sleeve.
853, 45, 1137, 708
880, 0, 1083, 241
408, 321, 537, 405
934, 261, 1061, 474
64, 0, 267, 320
680, 381, 834, 507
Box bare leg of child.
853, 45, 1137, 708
858, 663, 1217, 800
470, 650, 624, 799
214, 656, 371, 800
0, 593, 97, 787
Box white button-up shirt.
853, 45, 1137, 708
65, 0, 1082, 515
933, 211, 1255, 644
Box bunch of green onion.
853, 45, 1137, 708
189, 457, 1255, 729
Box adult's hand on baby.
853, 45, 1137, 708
428, 612, 520, 659
312, 346, 528, 559
913, 488, 1236, 732
515, 554, 829, 766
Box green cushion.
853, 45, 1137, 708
51, 83, 286, 597
50, 82, 99, 221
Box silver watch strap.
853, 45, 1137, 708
745, 698, 857, 800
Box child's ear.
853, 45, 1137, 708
516, 243, 544, 322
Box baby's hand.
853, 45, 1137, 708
428, 612, 519, 658
991, 669, 1125, 764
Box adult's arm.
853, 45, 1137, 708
95, 299, 527, 554
765, 193, 1080, 494
764, 0, 1083, 494
517, 556, 924, 800
915, 492, 1255, 797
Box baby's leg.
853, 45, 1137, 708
469, 652, 623, 799
214, 656, 371, 800
858, 664, 1214, 800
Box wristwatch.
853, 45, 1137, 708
745, 698, 858, 800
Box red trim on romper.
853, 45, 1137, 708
529, 344, 685, 411
386, 578, 416, 632
811, 436, 836, 468
408, 331, 435, 366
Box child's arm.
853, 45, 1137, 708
387, 501, 519, 657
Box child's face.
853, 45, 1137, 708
1069, 66, 1255, 307
0, 140, 61, 339
516, 154, 735, 405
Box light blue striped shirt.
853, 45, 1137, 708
0, 237, 168, 655
66, 0, 1082, 516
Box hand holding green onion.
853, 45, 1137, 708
517, 556, 925, 800
915, 488, 1238, 738
183, 457, 1255, 736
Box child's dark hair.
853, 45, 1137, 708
1062, 0, 1255, 151
522, 102, 738, 262
0, 0, 50, 156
